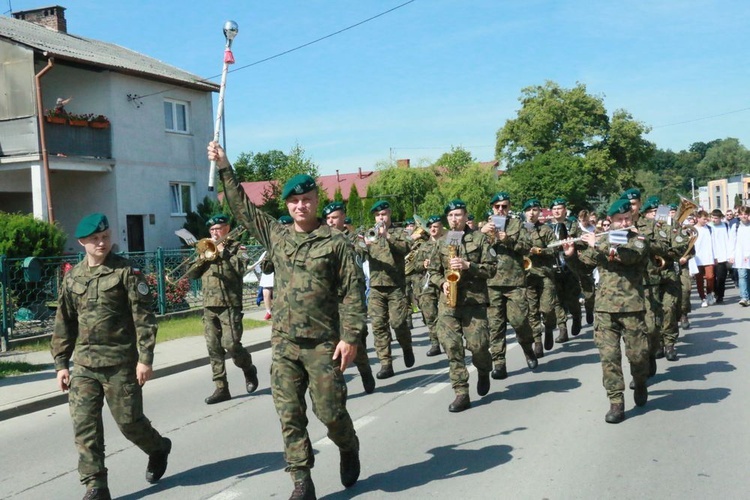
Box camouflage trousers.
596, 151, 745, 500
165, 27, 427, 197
352, 324, 373, 376
270, 337, 358, 472
554, 269, 582, 330
593, 311, 649, 404
69, 363, 168, 488
578, 270, 596, 316
417, 287, 440, 347
368, 286, 412, 366
525, 273, 559, 343
437, 304, 492, 395
679, 266, 692, 316
203, 306, 254, 387
487, 286, 535, 366
643, 285, 663, 357
659, 272, 681, 346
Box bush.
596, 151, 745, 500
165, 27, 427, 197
145, 274, 190, 311
0, 212, 66, 257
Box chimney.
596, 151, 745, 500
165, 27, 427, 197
358, 167, 362, 179
397, 159, 410, 168
12, 6, 68, 33
336, 170, 340, 182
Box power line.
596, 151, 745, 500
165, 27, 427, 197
136, 0, 416, 100
654, 106, 750, 128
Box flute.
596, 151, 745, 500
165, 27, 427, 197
547, 226, 636, 248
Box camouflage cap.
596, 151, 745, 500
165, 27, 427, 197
322, 201, 345, 217
607, 198, 632, 217
522, 198, 542, 211
490, 192, 510, 205
370, 200, 390, 213
640, 196, 660, 213
620, 188, 641, 200
278, 215, 294, 225
427, 215, 442, 226
206, 213, 229, 226
444, 199, 467, 215
281, 174, 317, 200
75, 213, 109, 238
550, 197, 567, 209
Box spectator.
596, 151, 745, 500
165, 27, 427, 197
729, 206, 750, 306
710, 209, 730, 304
693, 210, 715, 307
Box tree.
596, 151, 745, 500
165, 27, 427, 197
0, 212, 66, 257
495, 80, 654, 203
233, 150, 288, 182
434, 146, 475, 176
182, 196, 223, 246
697, 138, 750, 182
420, 163, 501, 220
266, 143, 321, 213
346, 184, 364, 229
366, 161, 439, 221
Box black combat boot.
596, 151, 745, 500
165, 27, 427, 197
543, 322, 555, 350
205, 386, 231, 405
491, 363, 507, 380
665, 344, 678, 361
83, 487, 112, 500
533, 341, 544, 358
403, 348, 415, 368
633, 383, 648, 407
376, 364, 394, 379
522, 345, 538, 369
680, 315, 690, 330
145, 437, 171, 484
655, 345, 665, 359
555, 326, 569, 343
360, 369, 376, 394
426, 344, 441, 357
477, 372, 490, 397
289, 477, 316, 500
571, 316, 582, 336
339, 437, 360, 488
448, 394, 471, 413
585, 306, 594, 325
604, 403, 625, 424
244, 365, 259, 394
648, 356, 657, 378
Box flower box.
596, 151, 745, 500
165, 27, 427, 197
89, 121, 110, 129
68, 119, 89, 127
45, 115, 67, 125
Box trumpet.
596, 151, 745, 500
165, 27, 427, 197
169, 226, 246, 281
523, 256, 533, 271
547, 226, 636, 248
366, 222, 384, 242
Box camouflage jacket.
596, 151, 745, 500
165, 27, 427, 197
662, 223, 694, 276
221, 168, 366, 345
635, 217, 670, 286
525, 221, 557, 278
51, 252, 157, 370
186, 240, 248, 308
412, 238, 440, 297
364, 226, 411, 288
572, 231, 648, 313
487, 217, 530, 287
428, 228, 496, 306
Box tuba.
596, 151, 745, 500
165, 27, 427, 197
674, 195, 699, 226
446, 244, 461, 308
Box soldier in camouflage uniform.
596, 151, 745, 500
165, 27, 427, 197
403, 218, 418, 329
323, 201, 376, 394
364, 200, 414, 379
481, 192, 538, 380
413, 215, 444, 356
622, 189, 670, 379
670, 204, 695, 330
51, 213, 171, 500
186, 213, 259, 404
548, 198, 584, 341
427, 200, 496, 412
521, 198, 560, 357
211, 142, 364, 499
562, 199, 650, 424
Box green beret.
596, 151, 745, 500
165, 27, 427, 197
669, 203, 678, 211
444, 199, 467, 215
206, 213, 229, 227
75, 213, 109, 238
427, 215, 442, 225
550, 197, 567, 209
278, 215, 293, 225
486, 209, 493, 217
640, 196, 660, 213
522, 198, 542, 211
344, 216, 352, 224
281, 174, 317, 200
607, 198, 632, 217
370, 200, 390, 213
405, 218, 415, 225
490, 192, 510, 205
467, 214, 475, 221
322, 201, 345, 217
620, 188, 641, 200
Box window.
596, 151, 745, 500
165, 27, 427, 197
164, 99, 189, 133
170, 182, 193, 215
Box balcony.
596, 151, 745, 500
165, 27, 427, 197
45, 120, 112, 159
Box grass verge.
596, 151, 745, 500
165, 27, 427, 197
0, 361, 46, 379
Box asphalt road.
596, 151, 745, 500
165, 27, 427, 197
2, 290, 749, 499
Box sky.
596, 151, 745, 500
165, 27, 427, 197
7, 0, 750, 176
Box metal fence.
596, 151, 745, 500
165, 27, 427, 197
0, 246, 265, 347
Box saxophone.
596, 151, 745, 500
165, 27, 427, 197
445, 244, 461, 307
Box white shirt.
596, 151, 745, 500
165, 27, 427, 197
729, 222, 750, 269
693, 225, 715, 266
710, 222, 730, 263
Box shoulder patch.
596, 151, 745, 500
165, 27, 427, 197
659, 230, 667, 238
137, 281, 150, 296
132, 267, 141, 275
489, 248, 497, 258
675, 235, 684, 243
634, 240, 645, 249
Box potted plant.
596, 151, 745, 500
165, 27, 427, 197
45, 108, 67, 124
67, 113, 91, 127
88, 114, 110, 129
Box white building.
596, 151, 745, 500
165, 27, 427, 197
0, 6, 219, 252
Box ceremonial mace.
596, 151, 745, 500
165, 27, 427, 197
208, 20, 239, 191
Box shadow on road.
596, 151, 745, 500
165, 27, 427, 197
474, 377, 582, 408
323, 439, 515, 498
652, 360, 735, 384
635, 386, 731, 415
679, 329, 737, 358
118, 451, 286, 499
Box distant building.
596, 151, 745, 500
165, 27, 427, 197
705, 174, 750, 212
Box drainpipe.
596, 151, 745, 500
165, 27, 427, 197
34, 56, 55, 223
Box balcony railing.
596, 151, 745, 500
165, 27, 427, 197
45, 121, 112, 159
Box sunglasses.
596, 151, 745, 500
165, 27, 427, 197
494, 203, 509, 209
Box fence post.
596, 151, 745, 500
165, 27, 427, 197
156, 247, 167, 315
0, 254, 9, 350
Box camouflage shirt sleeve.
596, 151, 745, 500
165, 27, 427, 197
127, 267, 158, 366
50, 273, 79, 371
